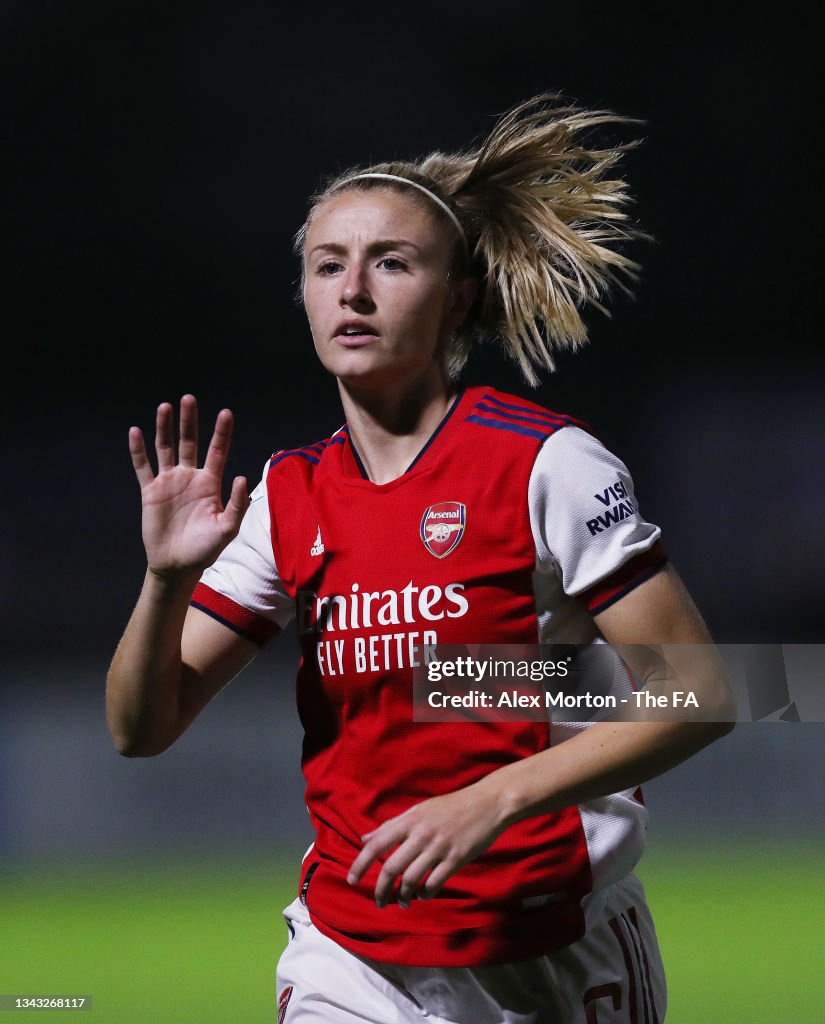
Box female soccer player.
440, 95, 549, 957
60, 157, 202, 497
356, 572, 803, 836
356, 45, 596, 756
107, 94, 735, 1023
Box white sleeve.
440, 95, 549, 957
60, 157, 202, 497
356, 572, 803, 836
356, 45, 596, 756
528, 426, 662, 597
198, 462, 294, 630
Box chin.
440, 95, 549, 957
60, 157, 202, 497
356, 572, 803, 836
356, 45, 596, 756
335, 364, 397, 390
324, 352, 407, 387
318, 346, 444, 394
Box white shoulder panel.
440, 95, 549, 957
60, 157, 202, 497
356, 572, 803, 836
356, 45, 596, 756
200, 461, 294, 628
528, 426, 661, 596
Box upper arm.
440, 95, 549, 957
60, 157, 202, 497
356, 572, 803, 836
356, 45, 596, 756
170, 605, 260, 743
168, 461, 293, 744
594, 564, 736, 726
593, 563, 712, 646
528, 427, 734, 724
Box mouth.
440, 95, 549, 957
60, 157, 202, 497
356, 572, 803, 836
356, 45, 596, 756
334, 320, 380, 347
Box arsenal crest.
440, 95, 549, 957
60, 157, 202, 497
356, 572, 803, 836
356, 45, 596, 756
420, 502, 466, 558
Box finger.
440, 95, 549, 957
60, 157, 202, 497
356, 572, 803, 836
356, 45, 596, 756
128, 427, 155, 489
360, 805, 412, 846
154, 402, 175, 471
347, 826, 400, 885
347, 842, 381, 886
421, 858, 459, 899
374, 839, 425, 907
203, 408, 234, 478
178, 394, 198, 468
398, 849, 441, 906
220, 476, 249, 536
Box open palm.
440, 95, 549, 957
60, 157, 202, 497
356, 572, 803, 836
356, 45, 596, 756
129, 395, 249, 576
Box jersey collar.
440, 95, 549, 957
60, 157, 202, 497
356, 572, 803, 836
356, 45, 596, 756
341, 387, 473, 486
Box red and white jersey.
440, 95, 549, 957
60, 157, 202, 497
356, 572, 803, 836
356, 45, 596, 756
192, 386, 667, 967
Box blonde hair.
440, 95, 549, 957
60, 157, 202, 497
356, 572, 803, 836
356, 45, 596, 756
295, 92, 649, 385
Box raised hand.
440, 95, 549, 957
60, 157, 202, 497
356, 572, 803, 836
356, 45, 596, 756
129, 395, 249, 577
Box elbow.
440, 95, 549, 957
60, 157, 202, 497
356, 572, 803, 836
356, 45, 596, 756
703, 716, 736, 743
111, 736, 166, 758
683, 668, 737, 741
108, 723, 172, 758
664, 687, 736, 750
114, 740, 165, 758
694, 692, 737, 745
105, 695, 177, 758
708, 682, 738, 738
718, 713, 736, 737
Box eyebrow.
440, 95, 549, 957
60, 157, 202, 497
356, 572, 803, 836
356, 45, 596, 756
307, 239, 422, 258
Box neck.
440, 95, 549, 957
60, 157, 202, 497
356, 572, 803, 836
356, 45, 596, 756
338, 369, 457, 484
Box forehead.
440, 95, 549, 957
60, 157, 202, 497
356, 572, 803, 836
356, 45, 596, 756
305, 188, 447, 252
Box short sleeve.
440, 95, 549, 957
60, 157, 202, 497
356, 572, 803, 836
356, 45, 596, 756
528, 426, 668, 615
190, 462, 294, 644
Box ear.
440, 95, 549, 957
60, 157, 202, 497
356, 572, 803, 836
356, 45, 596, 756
445, 277, 478, 334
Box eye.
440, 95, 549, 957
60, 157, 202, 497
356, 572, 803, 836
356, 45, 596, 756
316, 260, 342, 276
377, 256, 407, 271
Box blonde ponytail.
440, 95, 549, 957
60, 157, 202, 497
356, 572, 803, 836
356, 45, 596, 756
297, 92, 649, 384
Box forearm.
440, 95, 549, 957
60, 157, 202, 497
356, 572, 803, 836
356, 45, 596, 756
348, 701, 733, 907
485, 636, 735, 826
486, 715, 732, 829
106, 567, 200, 756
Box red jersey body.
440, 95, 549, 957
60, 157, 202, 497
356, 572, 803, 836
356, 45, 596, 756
192, 386, 667, 966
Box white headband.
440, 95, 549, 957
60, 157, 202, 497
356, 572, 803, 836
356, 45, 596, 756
338, 173, 468, 254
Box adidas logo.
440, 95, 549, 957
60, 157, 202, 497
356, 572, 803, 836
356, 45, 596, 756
310, 527, 325, 557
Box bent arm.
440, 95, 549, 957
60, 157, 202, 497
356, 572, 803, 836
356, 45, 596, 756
484, 564, 737, 825
349, 564, 737, 904
106, 572, 257, 757
107, 396, 257, 757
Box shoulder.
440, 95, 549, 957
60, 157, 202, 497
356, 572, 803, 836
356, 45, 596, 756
266, 428, 348, 481
464, 386, 593, 446
528, 421, 641, 511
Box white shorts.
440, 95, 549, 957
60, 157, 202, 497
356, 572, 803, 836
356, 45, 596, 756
274, 873, 666, 1023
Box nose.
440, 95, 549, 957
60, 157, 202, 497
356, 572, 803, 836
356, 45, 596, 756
340, 260, 374, 312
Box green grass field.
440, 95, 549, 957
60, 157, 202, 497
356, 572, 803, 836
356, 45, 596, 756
1, 842, 822, 1022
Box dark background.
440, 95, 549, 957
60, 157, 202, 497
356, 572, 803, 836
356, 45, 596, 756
2, 2, 822, 663
1, 16, 821, 1022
